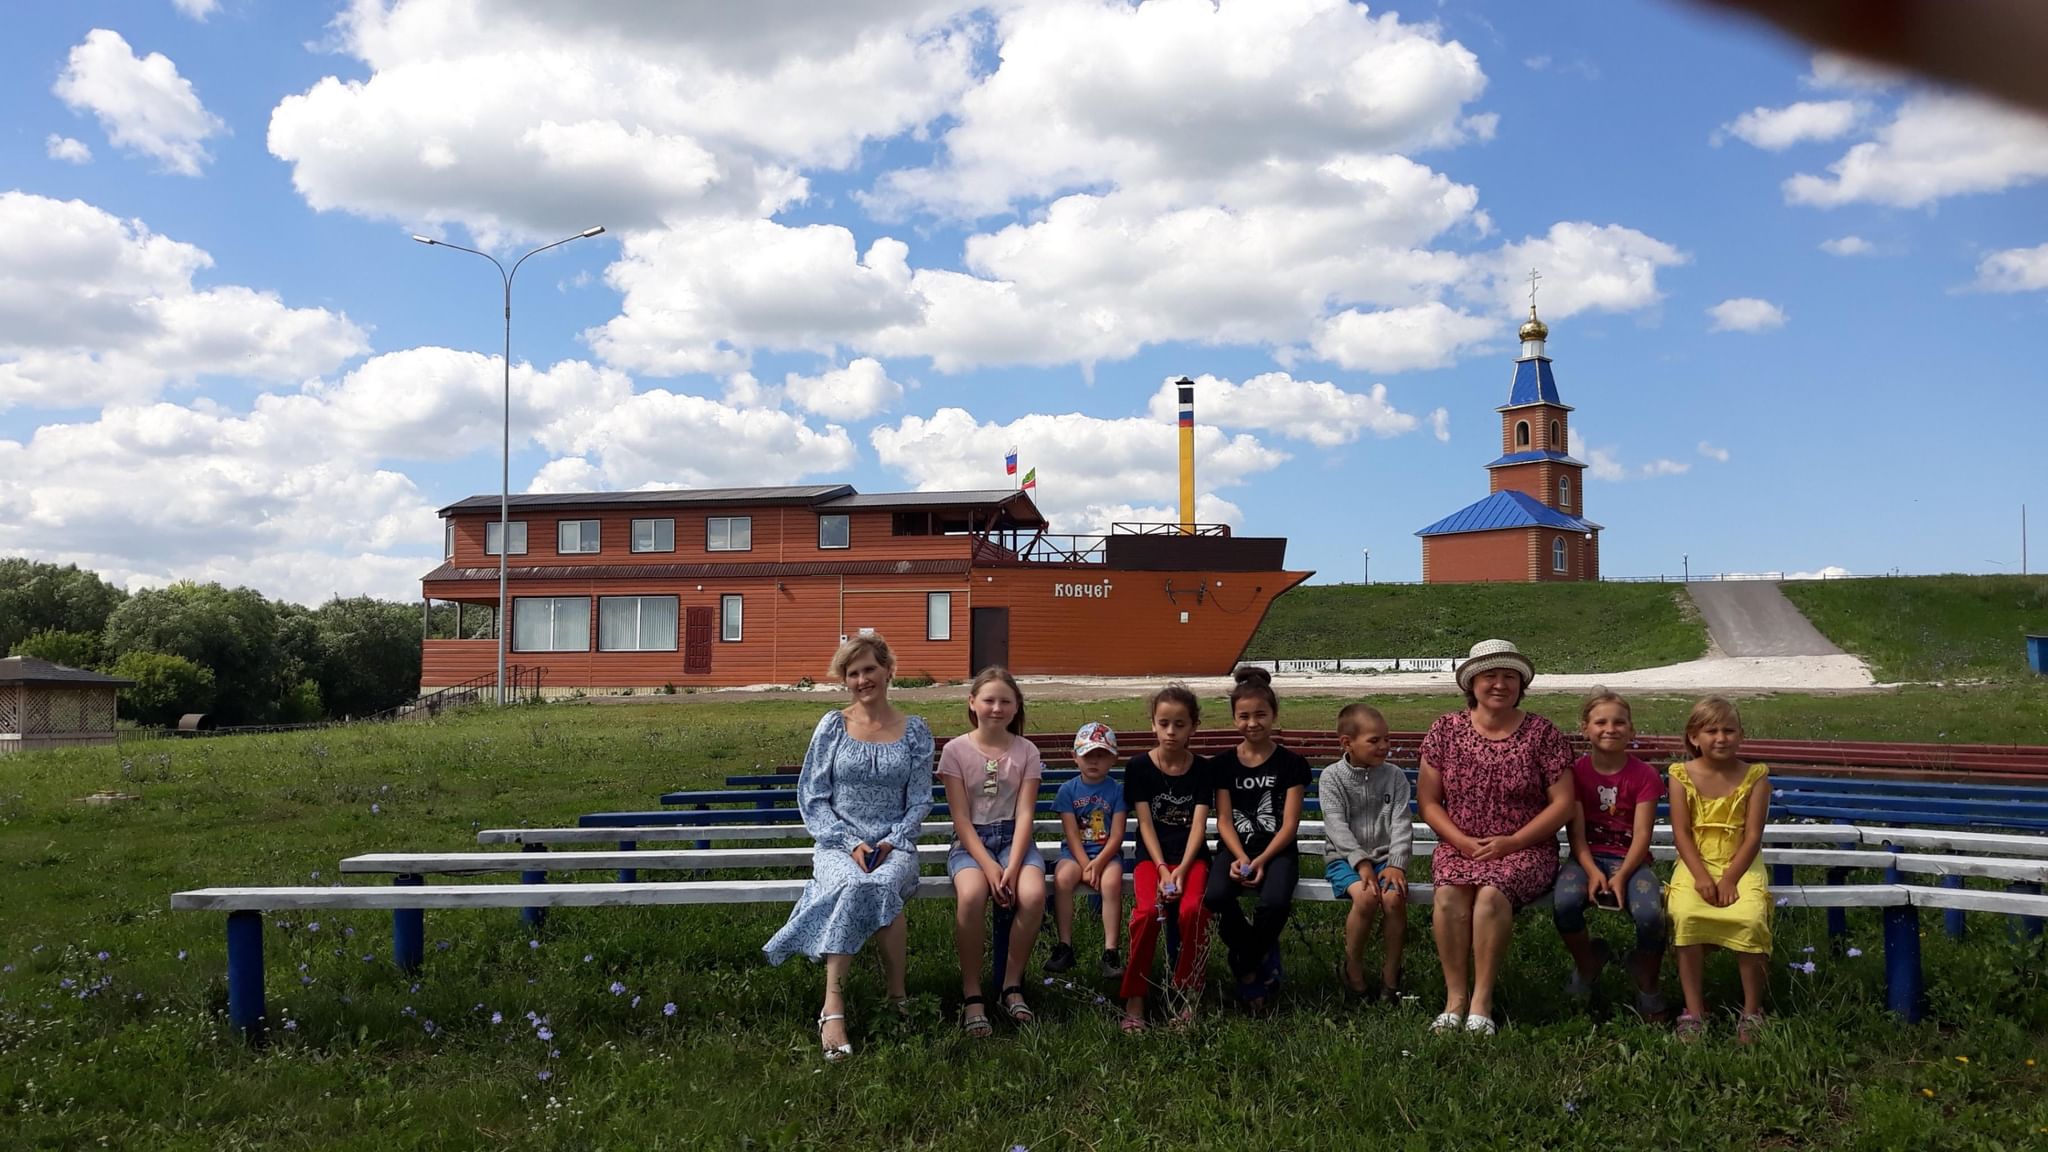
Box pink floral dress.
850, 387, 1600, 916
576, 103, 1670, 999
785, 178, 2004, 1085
1420, 710, 1574, 909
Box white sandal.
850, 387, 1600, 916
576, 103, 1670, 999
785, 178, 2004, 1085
1429, 1011, 1464, 1034
1464, 1013, 1498, 1036
818, 1013, 853, 1063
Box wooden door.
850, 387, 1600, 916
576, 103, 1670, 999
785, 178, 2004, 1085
684, 606, 714, 675
970, 607, 1009, 674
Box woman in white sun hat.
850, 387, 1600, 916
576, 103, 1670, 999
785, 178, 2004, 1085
1416, 639, 1577, 1037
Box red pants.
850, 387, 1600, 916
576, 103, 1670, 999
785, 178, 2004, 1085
1119, 859, 1212, 1002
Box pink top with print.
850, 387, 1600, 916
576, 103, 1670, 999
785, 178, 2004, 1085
1570, 754, 1663, 857
938, 733, 1042, 825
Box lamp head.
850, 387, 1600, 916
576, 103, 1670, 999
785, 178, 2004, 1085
411, 235, 437, 245
579, 226, 606, 238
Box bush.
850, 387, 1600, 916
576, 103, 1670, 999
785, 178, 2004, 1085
891, 672, 936, 689
10, 628, 100, 668
277, 678, 325, 724
109, 651, 217, 727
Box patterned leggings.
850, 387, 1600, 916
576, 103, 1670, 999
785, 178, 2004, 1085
1552, 855, 1667, 952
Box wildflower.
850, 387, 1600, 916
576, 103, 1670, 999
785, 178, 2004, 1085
1565, 1101, 1579, 1115
491, 1012, 504, 1025
528, 940, 540, 950
310, 871, 320, 880
473, 1002, 484, 1012
96, 951, 110, 962
550, 1049, 560, 1058
609, 981, 626, 996
402, 1006, 417, 1017
284, 1019, 298, 1032
370, 804, 381, 815
537, 1070, 552, 1082
423, 1019, 437, 1035
2028, 1059, 2038, 1068
2, 965, 12, 974
631, 996, 641, 1009
662, 1002, 676, 1017
435, 940, 451, 952
59, 978, 74, 989
1955, 1056, 1969, 1065
410, 982, 420, 993
344, 926, 355, 938
1921, 1088, 1934, 1098
1800, 945, 1814, 954
307, 921, 320, 933
1846, 947, 1863, 958
537, 1027, 553, 1042
1774, 897, 1789, 907
584, 954, 594, 963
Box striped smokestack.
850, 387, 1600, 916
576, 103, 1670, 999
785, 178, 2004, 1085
1176, 376, 1195, 535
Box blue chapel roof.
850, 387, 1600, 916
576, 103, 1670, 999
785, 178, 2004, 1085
1484, 450, 1586, 469
1414, 489, 1597, 538
1500, 357, 1569, 410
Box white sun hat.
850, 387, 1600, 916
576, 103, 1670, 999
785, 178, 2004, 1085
1456, 638, 1535, 693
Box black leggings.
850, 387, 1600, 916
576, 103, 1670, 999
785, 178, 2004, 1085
1204, 852, 1299, 976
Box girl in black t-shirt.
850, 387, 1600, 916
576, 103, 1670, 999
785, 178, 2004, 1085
1206, 666, 1311, 1012
1117, 683, 1215, 1032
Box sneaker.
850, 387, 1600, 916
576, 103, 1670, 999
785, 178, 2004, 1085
1100, 948, 1124, 978
1564, 940, 1610, 1000
1045, 942, 1076, 973
1635, 989, 1670, 1021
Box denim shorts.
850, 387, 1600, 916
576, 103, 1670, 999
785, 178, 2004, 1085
947, 820, 1046, 878
1057, 840, 1114, 865
1325, 857, 1390, 899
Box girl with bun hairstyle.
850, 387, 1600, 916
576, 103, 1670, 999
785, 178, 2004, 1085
1204, 666, 1313, 1012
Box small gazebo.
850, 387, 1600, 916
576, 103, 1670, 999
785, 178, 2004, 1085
0, 656, 132, 753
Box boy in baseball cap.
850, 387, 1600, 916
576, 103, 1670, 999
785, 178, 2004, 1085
1047, 722, 1128, 976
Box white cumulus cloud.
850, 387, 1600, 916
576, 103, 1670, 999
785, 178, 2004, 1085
1487, 223, 1689, 318
54, 29, 226, 176
0, 191, 367, 410
1698, 441, 1731, 463
1785, 91, 2048, 208
1429, 407, 1450, 442
1310, 302, 1496, 373
172, 0, 221, 19
782, 358, 904, 421
1144, 372, 1418, 447
1715, 100, 1863, 150
1707, 297, 1787, 333
872, 405, 1286, 532
1820, 235, 1875, 256
1970, 243, 2048, 292
45, 135, 92, 164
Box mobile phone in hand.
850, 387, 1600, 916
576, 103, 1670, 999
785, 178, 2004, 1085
1593, 887, 1622, 909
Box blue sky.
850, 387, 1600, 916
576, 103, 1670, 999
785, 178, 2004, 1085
3, 0, 2046, 603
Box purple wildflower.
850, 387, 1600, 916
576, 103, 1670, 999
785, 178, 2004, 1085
3, 964, 13, 974
584, 954, 594, 963
609, 981, 626, 996
491, 1011, 504, 1025
96, 951, 110, 962
402, 1005, 417, 1017
1800, 945, 1814, 954
550, 1048, 560, 1058
537, 1069, 552, 1082
528, 940, 540, 950
662, 1002, 676, 1017
308, 923, 320, 933
283, 1019, 298, 1031
423, 1019, 437, 1035
370, 803, 381, 815
1846, 947, 1864, 958
537, 1027, 553, 1042
59, 978, 74, 989
631, 995, 641, 1008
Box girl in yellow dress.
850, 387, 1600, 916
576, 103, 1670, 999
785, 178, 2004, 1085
1666, 696, 1772, 1043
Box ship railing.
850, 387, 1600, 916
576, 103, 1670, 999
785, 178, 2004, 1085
1108, 522, 1233, 537
972, 535, 1110, 565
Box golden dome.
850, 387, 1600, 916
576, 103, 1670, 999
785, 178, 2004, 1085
1518, 310, 1549, 343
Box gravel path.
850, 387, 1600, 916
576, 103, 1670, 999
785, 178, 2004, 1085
1687, 582, 1845, 657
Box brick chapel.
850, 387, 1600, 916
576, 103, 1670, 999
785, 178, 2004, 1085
1415, 297, 1601, 583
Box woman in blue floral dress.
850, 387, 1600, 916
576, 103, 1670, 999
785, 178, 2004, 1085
764, 633, 933, 1062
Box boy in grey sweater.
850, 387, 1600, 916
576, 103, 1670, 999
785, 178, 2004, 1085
1319, 703, 1412, 998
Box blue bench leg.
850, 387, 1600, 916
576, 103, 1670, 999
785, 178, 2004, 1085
1770, 862, 1794, 888
1825, 867, 1848, 942
226, 910, 266, 1041
393, 873, 425, 972
521, 843, 547, 929
991, 904, 1015, 989
695, 804, 710, 852
1941, 874, 1967, 939
1882, 902, 1924, 1022
2014, 881, 2044, 940
617, 839, 638, 884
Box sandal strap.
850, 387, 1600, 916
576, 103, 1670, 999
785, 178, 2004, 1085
818, 1013, 846, 1023
961, 995, 987, 1007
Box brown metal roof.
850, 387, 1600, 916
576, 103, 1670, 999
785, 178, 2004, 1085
0, 656, 133, 686
437, 485, 854, 516
816, 489, 1048, 526
422, 559, 972, 583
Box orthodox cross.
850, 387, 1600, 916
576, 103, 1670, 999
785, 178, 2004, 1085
1527, 267, 1542, 311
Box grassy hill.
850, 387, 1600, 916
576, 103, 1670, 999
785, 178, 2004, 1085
1246, 582, 1707, 672
1779, 574, 2048, 683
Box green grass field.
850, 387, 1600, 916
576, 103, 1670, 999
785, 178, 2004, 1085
1781, 575, 2048, 684
4, 695, 2047, 1150
1246, 583, 1708, 671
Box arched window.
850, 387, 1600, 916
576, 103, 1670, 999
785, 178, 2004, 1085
1550, 419, 1561, 449
1559, 476, 1571, 510
1515, 420, 1530, 447
1552, 536, 1567, 573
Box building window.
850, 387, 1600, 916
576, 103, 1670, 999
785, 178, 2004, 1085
927, 592, 952, 641
512, 596, 589, 652
720, 594, 743, 642
631, 518, 675, 553
818, 514, 850, 549
1515, 420, 1530, 447
1550, 419, 1561, 449
443, 521, 455, 559
1558, 476, 1571, 510
1552, 537, 1568, 573
484, 521, 528, 556
557, 520, 600, 554
598, 596, 677, 651
707, 516, 752, 552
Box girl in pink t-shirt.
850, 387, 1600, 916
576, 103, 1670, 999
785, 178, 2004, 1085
1553, 690, 1668, 1018
938, 667, 1045, 1035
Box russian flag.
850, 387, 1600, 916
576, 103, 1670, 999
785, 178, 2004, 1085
1177, 380, 1195, 428
1005, 446, 1018, 476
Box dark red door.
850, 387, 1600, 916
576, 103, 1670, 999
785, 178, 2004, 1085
684, 607, 714, 675
971, 607, 1009, 675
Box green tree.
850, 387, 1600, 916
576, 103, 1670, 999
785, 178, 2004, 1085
311, 597, 424, 717
0, 559, 126, 655
101, 583, 284, 725
10, 629, 101, 669
109, 651, 217, 727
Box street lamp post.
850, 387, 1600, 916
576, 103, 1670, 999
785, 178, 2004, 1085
1362, 549, 1370, 585
1683, 553, 1690, 583
414, 226, 606, 703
